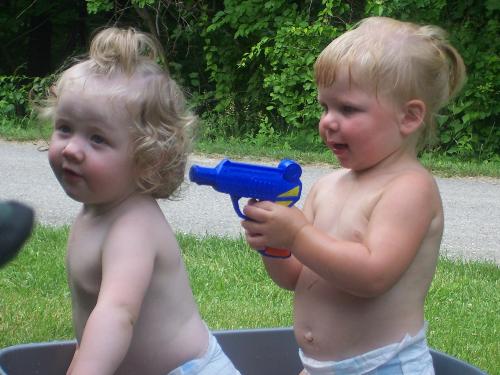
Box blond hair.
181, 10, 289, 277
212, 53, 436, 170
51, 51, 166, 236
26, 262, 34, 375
314, 17, 466, 149
42, 27, 196, 199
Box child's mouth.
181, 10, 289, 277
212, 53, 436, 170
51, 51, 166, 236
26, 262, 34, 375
330, 143, 349, 157
332, 143, 348, 151
62, 168, 83, 181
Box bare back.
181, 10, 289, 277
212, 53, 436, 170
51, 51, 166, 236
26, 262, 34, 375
294, 161, 442, 360
67, 194, 207, 374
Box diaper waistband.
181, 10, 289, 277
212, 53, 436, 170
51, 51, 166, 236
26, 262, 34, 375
299, 323, 429, 375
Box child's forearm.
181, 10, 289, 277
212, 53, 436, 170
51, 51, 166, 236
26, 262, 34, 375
262, 256, 303, 290
290, 224, 392, 297
69, 305, 135, 375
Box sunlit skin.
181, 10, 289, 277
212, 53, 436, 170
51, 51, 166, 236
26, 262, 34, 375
242, 68, 443, 367
49, 83, 137, 209
317, 79, 412, 171
49, 78, 208, 375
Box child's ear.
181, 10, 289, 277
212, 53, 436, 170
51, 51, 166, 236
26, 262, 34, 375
400, 100, 426, 135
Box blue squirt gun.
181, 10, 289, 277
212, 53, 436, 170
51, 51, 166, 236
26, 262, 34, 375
189, 159, 302, 258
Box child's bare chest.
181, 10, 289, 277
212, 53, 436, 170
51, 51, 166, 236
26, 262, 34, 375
313, 180, 383, 241
66, 220, 109, 297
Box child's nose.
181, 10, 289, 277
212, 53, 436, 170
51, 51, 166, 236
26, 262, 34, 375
62, 138, 85, 162
320, 111, 340, 131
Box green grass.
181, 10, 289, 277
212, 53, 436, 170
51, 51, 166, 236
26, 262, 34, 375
425, 259, 499, 373
1, 226, 498, 373
0, 118, 52, 142
0, 226, 73, 345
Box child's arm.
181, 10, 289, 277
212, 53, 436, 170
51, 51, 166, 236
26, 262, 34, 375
68, 219, 155, 375
243, 201, 307, 291
243, 172, 440, 297
259, 253, 304, 290
242, 189, 317, 290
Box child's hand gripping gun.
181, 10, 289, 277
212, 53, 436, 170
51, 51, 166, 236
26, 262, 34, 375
189, 159, 302, 258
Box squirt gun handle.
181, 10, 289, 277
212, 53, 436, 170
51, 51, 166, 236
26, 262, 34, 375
189, 159, 303, 258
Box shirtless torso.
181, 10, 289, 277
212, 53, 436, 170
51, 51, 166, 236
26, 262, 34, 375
294, 163, 442, 361
67, 195, 208, 375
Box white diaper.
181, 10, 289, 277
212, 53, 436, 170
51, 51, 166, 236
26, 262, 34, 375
299, 323, 434, 375
166, 331, 241, 375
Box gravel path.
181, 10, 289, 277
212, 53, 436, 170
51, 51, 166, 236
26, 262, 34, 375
1, 140, 498, 264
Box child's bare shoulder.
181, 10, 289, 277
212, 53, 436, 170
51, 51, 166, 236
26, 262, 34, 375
381, 167, 441, 212
106, 197, 173, 246
388, 167, 438, 194
120, 196, 165, 221
313, 168, 348, 188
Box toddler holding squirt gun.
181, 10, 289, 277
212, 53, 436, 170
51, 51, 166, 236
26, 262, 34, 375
189, 158, 303, 258
240, 17, 466, 375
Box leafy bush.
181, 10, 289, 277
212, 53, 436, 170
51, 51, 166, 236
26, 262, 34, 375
366, 0, 500, 159
0, 75, 54, 134
0, 0, 497, 160
202, 0, 350, 138
0, 76, 31, 119
200, 0, 499, 160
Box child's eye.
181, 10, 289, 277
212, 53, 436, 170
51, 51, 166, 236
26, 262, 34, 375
341, 105, 359, 115
90, 134, 106, 145
56, 124, 71, 134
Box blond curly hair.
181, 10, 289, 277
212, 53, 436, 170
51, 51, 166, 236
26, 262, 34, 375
42, 27, 196, 199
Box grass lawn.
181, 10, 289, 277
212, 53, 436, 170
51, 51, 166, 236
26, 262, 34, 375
1, 225, 498, 373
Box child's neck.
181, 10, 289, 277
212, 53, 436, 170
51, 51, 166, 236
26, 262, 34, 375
352, 147, 419, 178
82, 190, 140, 218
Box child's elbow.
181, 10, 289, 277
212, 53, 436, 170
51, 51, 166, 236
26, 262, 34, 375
351, 272, 396, 298
106, 301, 139, 329
271, 274, 298, 291
360, 283, 391, 298
264, 259, 302, 291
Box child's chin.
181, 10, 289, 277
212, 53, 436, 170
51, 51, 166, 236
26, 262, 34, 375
61, 187, 85, 203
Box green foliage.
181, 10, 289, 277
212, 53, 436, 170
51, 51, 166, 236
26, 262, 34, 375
200, 0, 499, 160
86, 0, 113, 14
0, 0, 498, 160
82, 1, 210, 103
366, 0, 447, 20
438, 19, 499, 160
365, 0, 500, 159
0, 75, 55, 139
131, 0, 156, 8
0, 76, 29, 119
202, 0, 351, 138
252, 20, 337, 133
86, 0, 157, 14
0, 75, 54, 119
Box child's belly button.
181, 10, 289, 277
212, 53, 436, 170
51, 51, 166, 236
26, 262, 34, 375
304, 331, 314, 342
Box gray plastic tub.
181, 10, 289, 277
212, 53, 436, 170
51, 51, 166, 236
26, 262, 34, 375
0, 327, 487, 374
